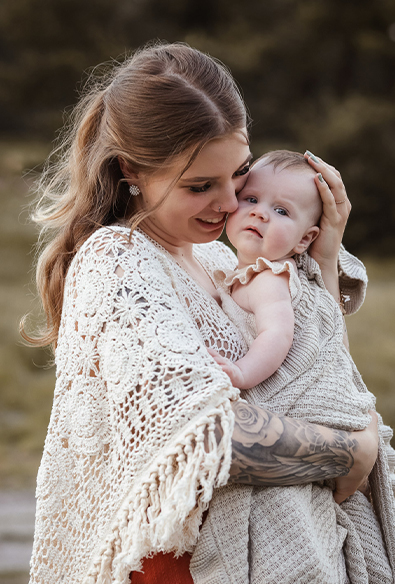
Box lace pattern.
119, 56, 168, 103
30, 227, 246, 584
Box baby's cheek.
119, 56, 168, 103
225, 214, 240, 242
269, 228, 290, 249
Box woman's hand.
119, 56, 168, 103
304, 151, 352, 273
304, 151, 352, 300
333, 411, 379, 504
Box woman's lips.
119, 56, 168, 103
196, 215, 227, 230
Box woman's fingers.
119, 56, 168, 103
304, 151, 351, 214
305, 150, 350, 267
314, 174, 351, 222
304, 150, 339, 173
333, 411, 378, 504
304, 151, 344, 191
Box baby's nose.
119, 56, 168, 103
251, 207, 268, 221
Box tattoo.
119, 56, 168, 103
229, 401, 358, 487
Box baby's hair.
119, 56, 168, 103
253, 149, 315, 174
22, 41, 249, 348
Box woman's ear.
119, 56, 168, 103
293, 226, 320, 254
118, 157, 139, 184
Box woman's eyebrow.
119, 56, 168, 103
236, 152, 254, 170
179, 175, 217, 183
179, 153, 253, 183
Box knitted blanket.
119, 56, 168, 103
190, 253, 395, 584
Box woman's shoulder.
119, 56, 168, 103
75, 225, 171, 265
70, 225, 176, 287
77, 225, 143, 256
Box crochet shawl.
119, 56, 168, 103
29, 226, 245, 584
190, 253, 395, 584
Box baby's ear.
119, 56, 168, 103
293, 226, 320, 254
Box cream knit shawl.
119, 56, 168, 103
190, 252, 395, 584
29, 226, 246, 584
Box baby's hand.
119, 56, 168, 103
207, 348, 246, 389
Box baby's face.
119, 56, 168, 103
226, 162, 322, 267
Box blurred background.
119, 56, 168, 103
0, 0, 394, 581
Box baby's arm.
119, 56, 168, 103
209, 270, 294, 389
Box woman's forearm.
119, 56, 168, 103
228, 401, 357, 487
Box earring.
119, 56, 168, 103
129, 185, 140, 197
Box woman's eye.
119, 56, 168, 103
275, 207, 288, 216
189, 183, 211, 193
235, 164, 250, 177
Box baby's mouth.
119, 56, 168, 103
245, 225, 263, 238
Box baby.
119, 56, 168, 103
209, 149, 323, 389
201, 150, 395, 582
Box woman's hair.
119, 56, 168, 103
22, 42, 248, 348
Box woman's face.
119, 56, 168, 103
135, 131, 252, 249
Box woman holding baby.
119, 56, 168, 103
26, 42, 385, 584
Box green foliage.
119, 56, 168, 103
0, 142, 53, 489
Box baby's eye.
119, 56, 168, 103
275, 207, 288, 216
235, 164, 250, 177
189, 182, 211, 193
246, 196, 258, 204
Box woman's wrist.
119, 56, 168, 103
318, 261, 341, 303
228, 401, 356, 487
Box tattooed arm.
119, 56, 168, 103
228, 401, 378, 504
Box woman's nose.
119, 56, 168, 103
215, 186, 239, 214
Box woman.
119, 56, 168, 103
26, 42, 378, 584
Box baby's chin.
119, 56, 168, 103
272, 251, 297, 263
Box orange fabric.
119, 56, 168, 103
130, 552, 193, 584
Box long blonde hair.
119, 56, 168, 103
22, 42, 248, 348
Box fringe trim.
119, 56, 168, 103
83, 398, 235, 584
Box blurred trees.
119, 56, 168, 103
0, 0, 394, 254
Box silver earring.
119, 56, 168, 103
129, 185, 140, 196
